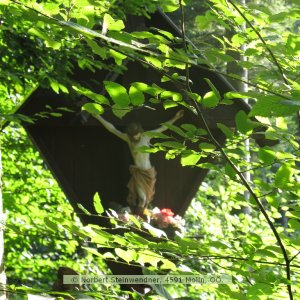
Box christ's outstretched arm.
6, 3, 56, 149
92, 114, 128, 142
151, 110, 184, 133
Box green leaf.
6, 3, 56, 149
128, 215, 141, 229
143, 222, 167, 238
82, 103, 104, 115
231, 33, 247, 47
137, 250, 163, 267
280, 99, 300, 107
112, 104, 131, 119
131, 82, 160, 96
160, 0, 181, 12
275, 163, 293, 188
91, 232, 111, 245
210, 241, 231, 249
204, 78, 221, 101
156, 29, 175, 40
247, 283, 274, 296
73, 85, 109, 104
289, 219, 300, 230
104, 81, 130, 107
50, 112, 62, 117
163, 101, 178, 110
195, 14, 212, 30
50, 81, 59, 94
265, 194, 280, 209
199, 142, 216, 152
225, 163, 237, 179
161, 123, 186, 137
109, 49, 127, 66
82, 247, 103, 257
269, 11, 290, 22
202, 91, 219, 108
286, 211, 300, 219
175, 237, 201, 252
186, 91, 201, 102
86, 38, 106, 59
235, 110, 257, 134
93, 193, 104, 214
217, 123, 234, 139
44, 217, 58, 232
160, 258, 177, 271
102, 252, 116, 260
28, 27, 61, 50
129, 86, 145, 106
145, 56, 162, 68
258, 147, 276, 164
115, 248, 137, 263
42, 2, 60, 15
181, 150, 201, 166
144, 131, 170, 139
250, 95, 299, 117
103, 13, 124, 32
224, 91, 258, 99
77, 204, 91, 216
158, 141, 186, 149
181, 124, 197, 132
124, 232, 150, 246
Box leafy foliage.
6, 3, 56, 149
0, 0, 300, 299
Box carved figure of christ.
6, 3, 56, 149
92, 110, 184, 210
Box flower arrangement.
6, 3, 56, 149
144, 207, 185, 231
115, 206, 185, 235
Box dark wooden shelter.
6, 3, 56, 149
19, 11, 255, 223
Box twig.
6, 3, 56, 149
290, 250, 300, 263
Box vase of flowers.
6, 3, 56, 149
113, 206, 185, 240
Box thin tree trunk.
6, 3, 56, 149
0, 135, 7, 300
226, 0, 251, 214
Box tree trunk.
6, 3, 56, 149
0, 135, 7, 300
226, 0, 251, 214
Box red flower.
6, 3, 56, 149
160, 208, 174, 217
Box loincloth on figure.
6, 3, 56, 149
127, 165, 157, 207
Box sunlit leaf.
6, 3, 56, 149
86, 38, 107, 59
217, 123, 234, 139
235, 110, 258, 134
202, 91, 219, 108
82, 103, 104, 115
77, 204, 91, 216
204, 78, 221, 101
258, 147, 276, 164
129, 86, 145, 106
181, 150, 201, 166
73, 85, 109, 104
115, 248, 137, 263
275, 163, 294, 188
103, 13, 124, 32
199, 142, 216, 152
250, 96, 299, 117
44, 217, 58, 233
93, 193, 104, 214
143, 222, 167, 238
137, 250, 162, 266
112, 103, 131, 119
104, 81, 130, 107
